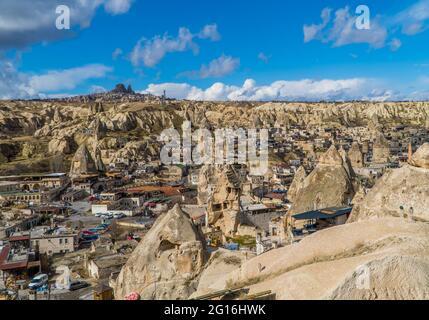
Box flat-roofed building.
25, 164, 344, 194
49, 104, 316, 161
30, 228, 77, 256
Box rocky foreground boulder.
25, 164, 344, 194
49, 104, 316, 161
213, 218, 429, 299
114, 205, 206, 300
348, 143, 429, 223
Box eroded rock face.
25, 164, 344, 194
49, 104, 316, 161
372, 133, 390, 163
288, 146, 355, 215
69, 144, 98, 178
348, 142, 364, 168
21, 142, 43, 159
207, 166, 242, 236
2, 100, 429, 138
408, 143, 429, 169
348, 143, 429, 223
114, 205, 206, 300
328, 255, 429, 300
191, 248, 253, 298
197, 165, 217, 205
109, 140, 160, 164
319, 145, 344, 166
287, 166, 307, 203
48, 137, 73, 155
90, 101, 104, 114
220, 218, 429, 300
339, 146, 355, 179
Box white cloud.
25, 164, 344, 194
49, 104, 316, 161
142, 78, 396, 102
104, 0, 133, 15
304, 6, 387, 49
198, 24, 221, 41
144, 83, 200, 100
179, 55, 240, 79
0, 60, 112, 99
29, 64, 112, 92
305, 1, 429, 50
130, 25, 221, 67
0, 0, 134, 49
394, 0, 429, 35
112, 48, 123, 60
304, 8, 332, 42
90, 85, 107, 93
0, 60, 36, 99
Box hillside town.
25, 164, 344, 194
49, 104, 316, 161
1, 85, 429, 300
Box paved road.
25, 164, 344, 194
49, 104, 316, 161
67, 214, 102, 225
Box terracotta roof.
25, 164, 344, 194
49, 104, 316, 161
8, 235, 30, 242
0, 245, 29, 271
0, 260, 28, 271
127, 185, 182, 196
264, 193, 285, 200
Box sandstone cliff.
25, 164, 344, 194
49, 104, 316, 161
288, 146, 355, 215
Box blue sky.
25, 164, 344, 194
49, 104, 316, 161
2, 0, 429, 101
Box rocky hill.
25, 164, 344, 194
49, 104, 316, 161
2, 96, 429, 175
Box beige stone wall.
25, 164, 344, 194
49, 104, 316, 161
33, 235, 75, 255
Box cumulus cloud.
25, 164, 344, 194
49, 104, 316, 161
0, 60, 112, 99
304, 8, 332, 43
304, 6, 387, 48
130, 25, 221, 67
198, 24, 221, 41
142, 78, 397, 102
394, 0, 429, 35
29, 64, 112, 92
305, 1, 429, 50
104, 0, 134, 15
0, 60, 36, 99
179, 55, 240, 79
0, 0, 134, 49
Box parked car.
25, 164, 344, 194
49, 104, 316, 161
81, 230, 96, 235
101, 213, 113, 219
88, 227, 105, 233
113, 213, 126, 219
69, 280, 90, 291
28, 274, 48, 290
